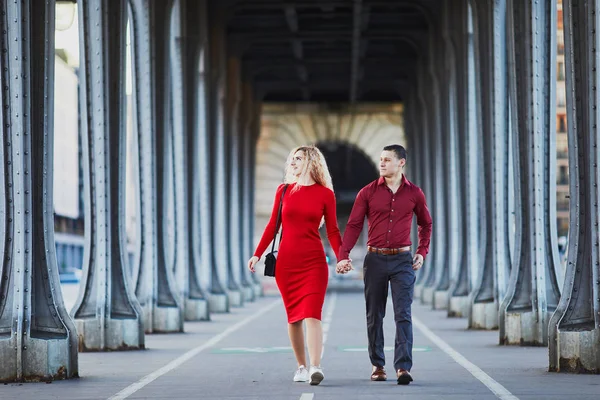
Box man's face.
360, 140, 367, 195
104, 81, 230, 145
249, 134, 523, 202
379, 150, 405, 177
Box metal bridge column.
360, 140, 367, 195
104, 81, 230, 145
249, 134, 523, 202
247, 99, 264, 297
207, 4, 232, 313
170, 0, 210, 321
433, 0, 462, 311
226, 57, 245, 307
549, 0, 600, 373
72, 0, 145, 349
194, 0, 218, 316
422, 31, 447, 307
0, 0, 78, 381
500, 0, 562, 345
239, 83, 259, 301
469, 0, 512, 330
416, 60, 437, 304
129, 0, 183, 333
446, 0, 472, 318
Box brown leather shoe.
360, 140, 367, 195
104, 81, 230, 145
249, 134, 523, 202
371, 366, 387, 381
396, 369, 413, 385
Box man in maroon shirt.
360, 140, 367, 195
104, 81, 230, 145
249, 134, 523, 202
336, 144, 432, 385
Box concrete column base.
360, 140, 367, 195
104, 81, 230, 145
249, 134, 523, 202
448, 296, 470, 318
184, 298, 209, 322
433, 290, 449, 310
553, 329, 600, 373
228, 289, 244, 308
242, 286, 255, 302
469, 302, 498, 329
152, 306, 184, 333
209, 293, 229, 313
414, 284, 424, 300
76, 318, 144, 351
421, 287, 434, 305
501, 311, 549, 346
253, 282, 263, 298
0, 334, 78, 382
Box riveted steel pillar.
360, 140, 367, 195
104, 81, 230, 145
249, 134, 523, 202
226, 57, 245, 307
238, 82, 258, 302
469, 0, 512, 330
169, 0, 210, 321
407, 85, 425, 292
246, 97, 264, 297
194, 0, 217, 314
249, 101, 264, 296
433, 1, 462, 311
548, 0, 600, 373
499, 0, 562, 346
417, 59, 437, 305
207, 3, 231, 312
422, 30, 447, 307
406, 86, 418, 253
445, 0, 472, 318
72, 0, 145, 350
0, 0, 78, 381
129, 0, 183, 333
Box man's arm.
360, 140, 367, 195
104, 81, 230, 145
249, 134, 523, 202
339, 188, 369, 261
414, 188, 432, 260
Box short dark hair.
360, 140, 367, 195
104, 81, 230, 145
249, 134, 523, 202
383, 144, 407, 161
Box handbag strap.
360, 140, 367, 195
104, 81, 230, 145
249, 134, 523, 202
270, 184, 289, 254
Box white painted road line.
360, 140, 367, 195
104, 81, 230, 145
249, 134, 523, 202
413, 316, 519, 400
107, 299, 282, 400
299, 393, 315, 400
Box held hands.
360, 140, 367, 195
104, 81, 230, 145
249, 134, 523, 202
247, 256, 259, 273
413, 254, 424, 270
336, 259, 353, 274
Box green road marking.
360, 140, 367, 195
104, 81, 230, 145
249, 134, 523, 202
212, 346, 293, 354
337, 346, 431, 352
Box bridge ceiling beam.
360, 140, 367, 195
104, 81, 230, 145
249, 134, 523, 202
283, 5, 310, 100
227, 0, 432, 101
0, 0, 78, 381
549, 0, 600, 374
468, 0, 512, 330
499, 0, 562, 346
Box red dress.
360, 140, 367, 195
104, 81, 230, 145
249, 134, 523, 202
254, 183, 342, 323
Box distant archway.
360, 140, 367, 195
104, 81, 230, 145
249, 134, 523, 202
253, 103, 406, 242
316, 141, 378, 216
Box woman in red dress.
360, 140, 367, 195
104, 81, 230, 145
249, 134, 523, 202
248, 145, 342, 386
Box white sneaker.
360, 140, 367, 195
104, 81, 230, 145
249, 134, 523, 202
293, 365, 309, 382
309, 365, 324, 386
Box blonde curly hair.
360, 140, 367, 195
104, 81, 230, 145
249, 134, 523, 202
284, 145, 333, 193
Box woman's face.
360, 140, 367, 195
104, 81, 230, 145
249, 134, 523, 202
290, 150, 306, 177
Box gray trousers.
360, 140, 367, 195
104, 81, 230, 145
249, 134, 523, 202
363, 251, 415, 372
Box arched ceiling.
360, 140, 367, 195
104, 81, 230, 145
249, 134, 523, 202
227, 0, 435, 102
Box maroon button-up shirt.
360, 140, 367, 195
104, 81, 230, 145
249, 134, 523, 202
339, 175, 432, 260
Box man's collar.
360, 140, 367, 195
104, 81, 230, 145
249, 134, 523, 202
378, 174, 411, 187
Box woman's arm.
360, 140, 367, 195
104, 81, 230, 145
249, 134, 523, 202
252, 184, 286, 259
324, 188, 342, 262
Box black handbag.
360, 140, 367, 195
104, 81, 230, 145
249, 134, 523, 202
264, 184, 288, 277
